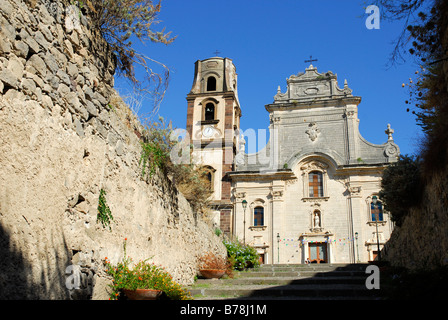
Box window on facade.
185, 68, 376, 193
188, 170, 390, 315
371, 200, 384, 221
206, 172, 212, 187
206, 76, 216, 91
309, 171, 323, 197
204, 103, 215, 120
200, 166, 214, 191
254, 206, 264, 226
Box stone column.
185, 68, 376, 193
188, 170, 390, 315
233, 191, 246, 241
270, 188, 284, 264
344, 107, 360, 165
346, 183, 363, 263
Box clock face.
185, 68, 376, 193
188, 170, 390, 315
202, 126, 215, 138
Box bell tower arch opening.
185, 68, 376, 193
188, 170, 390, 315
206, 76, 217, 91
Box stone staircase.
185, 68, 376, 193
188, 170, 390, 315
189, 263, 383, 300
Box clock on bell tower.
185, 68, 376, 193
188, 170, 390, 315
185, 57, 242, 235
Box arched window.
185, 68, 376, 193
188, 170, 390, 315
309, 171, 323, 197
204, 103, 215, 121
371, 198, 384, 222
206, 171, 212, 185
254, 206, 264, 226
200, 166, 215, 191
206, 76, 216, 91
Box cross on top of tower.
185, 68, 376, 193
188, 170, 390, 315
213, 50, 221, 56
304, 55, 318, 64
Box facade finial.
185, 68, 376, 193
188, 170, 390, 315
385, 124, 394, 141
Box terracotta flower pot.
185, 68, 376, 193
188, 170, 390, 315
123, 289, 163, 300
200, 269, 226, 279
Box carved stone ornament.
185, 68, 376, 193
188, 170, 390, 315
269, 114, 281, 124
345, 110, 355, 118
234, 192, 246, 200
385, 124, 394, 141
300, 160, 328, 173
348, 186, 362, 195
205, 61, 219, 69
384, 142, 400, 157
271, 190, 283, 200
306, 122, 320, 142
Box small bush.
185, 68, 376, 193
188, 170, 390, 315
139, 117, 212, 214
198, 252, 228, 270
224, 240, 260, 271
379, 154, 422, 226
105, 239, 191, 300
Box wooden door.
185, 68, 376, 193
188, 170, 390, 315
309, 243, 328, 263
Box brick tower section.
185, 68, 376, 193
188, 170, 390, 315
186, 97, 194, 139
219, 94, 236, 234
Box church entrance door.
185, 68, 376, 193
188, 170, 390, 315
309, 243, 328, 263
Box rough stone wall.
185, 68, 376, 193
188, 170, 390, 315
382, 168, 448, 271
0, 0, 225, 299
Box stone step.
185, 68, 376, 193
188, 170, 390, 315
256, 263, 369, 272
190, 284, 377, 300
189, 263, 378, 300
194, 276, 367, 286
236, 270, 367, 278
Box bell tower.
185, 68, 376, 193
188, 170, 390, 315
185, 57, 242, 235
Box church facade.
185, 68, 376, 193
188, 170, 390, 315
185, 57, 400, 264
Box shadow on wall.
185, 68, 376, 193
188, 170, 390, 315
0, 222, 72, 299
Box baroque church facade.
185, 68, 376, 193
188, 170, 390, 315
185, 57, 400, 264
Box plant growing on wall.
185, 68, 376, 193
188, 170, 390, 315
139, 116, 174, 177
139, 117, 213, 213
74, 0, 176, 113
97, 189, 113, 230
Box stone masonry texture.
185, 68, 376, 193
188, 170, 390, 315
0, 0, 225, 299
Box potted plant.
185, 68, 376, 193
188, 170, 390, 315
105, 239, 192, 300
198, 252, 229, 279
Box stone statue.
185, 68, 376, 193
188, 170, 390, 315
314, 212, 321, 228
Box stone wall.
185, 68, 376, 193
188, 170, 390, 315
382, 167, 448, 271
0, 0, 225, 299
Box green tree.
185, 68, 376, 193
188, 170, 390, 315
372, 0, 448, 174
378, 155, 422, 227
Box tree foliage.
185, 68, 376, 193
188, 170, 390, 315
78, 0, 175, 111
378, 155, 422, 227
373, 0, 448, 175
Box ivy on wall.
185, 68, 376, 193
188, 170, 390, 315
97, 189, 113, 230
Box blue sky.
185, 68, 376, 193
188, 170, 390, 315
114, 0, 424, 157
